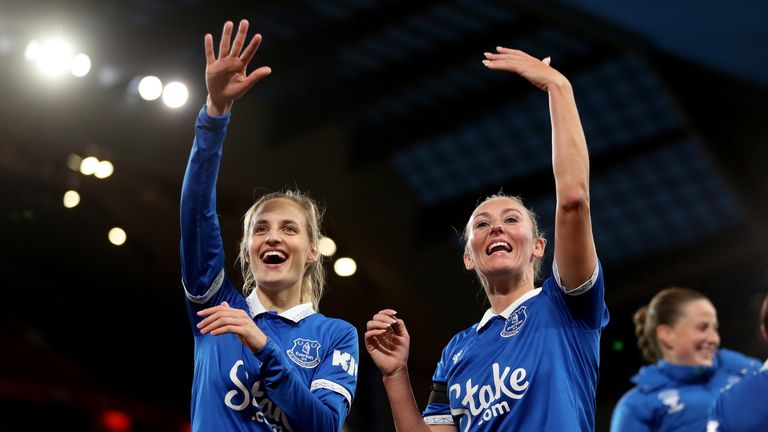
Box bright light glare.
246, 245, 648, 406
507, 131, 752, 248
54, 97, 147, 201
318, 237, 337, 256
25, 40, 40, 61
63, 190, 80, 208
138, 76, 162, 100
70, 53, 91, 77
108, 227, 127, 246
333, 257, 357, 277
94, 160, 114, 179
80, 156, 99, 175
36, 38, 74, 76
162, 81, 188, 108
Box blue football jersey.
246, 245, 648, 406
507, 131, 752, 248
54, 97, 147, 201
181, 107, 358, 431
422, 261, 608, 431
707, 360, 768, 432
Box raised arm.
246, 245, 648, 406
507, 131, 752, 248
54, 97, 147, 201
180, 20, 271, 303
483, 48, 596, 289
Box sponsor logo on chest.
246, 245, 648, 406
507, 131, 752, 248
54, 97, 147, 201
449, 362, 530, 428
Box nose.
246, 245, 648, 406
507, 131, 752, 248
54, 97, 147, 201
708, 327, 721, 346
265, 229, 282, 245
490, 223, 503, 235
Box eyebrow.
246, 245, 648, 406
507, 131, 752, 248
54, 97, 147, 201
472, 208, 523, 220
254, 219, 300, 225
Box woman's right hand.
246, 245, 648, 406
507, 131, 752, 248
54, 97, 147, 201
204, 19, 272, 115
365, 309, 411, 377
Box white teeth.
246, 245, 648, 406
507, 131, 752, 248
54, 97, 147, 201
487, 241, 511, 254
262, 251, 286, 259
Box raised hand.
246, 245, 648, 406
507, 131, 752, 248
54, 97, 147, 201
365, 309, 410, 377
205, 19, 272, 115
482, 47, 567, 92
196, 301, 269, 352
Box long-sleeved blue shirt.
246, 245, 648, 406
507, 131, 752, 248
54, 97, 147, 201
180, 106, 358, 431
610, 349, 761, 432
707, 359, 768, 432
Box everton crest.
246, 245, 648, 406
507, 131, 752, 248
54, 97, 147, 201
287, 338, 322, 368
500, 306, 528, 337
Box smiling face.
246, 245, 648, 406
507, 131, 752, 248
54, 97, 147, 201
246, 198, 318, 295
658, 298, 721, 367
463, 197, 545, 285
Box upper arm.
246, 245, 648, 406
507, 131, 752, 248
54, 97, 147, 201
428, 426, 456, 432
554, 197, 597, 290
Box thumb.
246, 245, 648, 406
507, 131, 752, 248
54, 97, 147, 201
542, 56, 551, 66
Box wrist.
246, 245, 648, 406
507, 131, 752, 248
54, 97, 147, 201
382, 366, 410, 384
206, 95, 233, 116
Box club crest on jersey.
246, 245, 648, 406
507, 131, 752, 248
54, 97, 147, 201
658, 389, 684, 414
287, 338, 321, 368
500, 306, 528, 337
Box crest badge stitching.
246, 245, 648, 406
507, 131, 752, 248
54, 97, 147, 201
287, 338, 322, 368
500, 306, 528, 337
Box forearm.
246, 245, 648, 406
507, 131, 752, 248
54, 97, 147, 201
180, 108, 230, 295
382, 370, 432, 432
256, 340, 346, 431
548, 80, 590, 206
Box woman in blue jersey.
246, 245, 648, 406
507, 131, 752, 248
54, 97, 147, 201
610, 287, 761, 432
181, 20, 358, 431
708, 293, 768, 432
365, 48, 609, 431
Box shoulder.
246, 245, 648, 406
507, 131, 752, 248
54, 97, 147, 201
615, 386, 655, 417
310, 314, 358, 338
717, 348, 762, 374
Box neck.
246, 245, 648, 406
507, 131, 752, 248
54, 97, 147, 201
483, 270, 536, 314
256, 283, 302, 313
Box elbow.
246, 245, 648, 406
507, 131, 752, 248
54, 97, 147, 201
557, 188, 590, 213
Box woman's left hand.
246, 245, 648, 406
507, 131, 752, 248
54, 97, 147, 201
482, 47, 567, 91
197, 301, 268, 351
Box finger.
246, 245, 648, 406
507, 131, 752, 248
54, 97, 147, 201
204, 34, 215, 65
200, 316, 244, 335
377, 308, 398, 317
240, 33, 263, 66
367, 319, 393, 332
496, 46, 525, 55
229, 19, 249, 58
218, 21, 234, 58
196, 304, 221, 317
221, 301, 230, 308
242, 66, 272, 91
391, 318, 408, 336
364, 329, 388, 339
483, 60, 520, 71
542, 56, 551, 65
372, 313, 398, 324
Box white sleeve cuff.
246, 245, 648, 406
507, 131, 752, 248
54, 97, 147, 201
424, 414, 454, 425
552, 260, 599, 296
183, 268, 225, 304
310, 379, 352, 407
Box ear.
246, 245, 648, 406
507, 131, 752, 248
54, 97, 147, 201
463, 251, 475, 271
657, 324, 674, 350
307, 244, 319, 264
533, 237, 546, 259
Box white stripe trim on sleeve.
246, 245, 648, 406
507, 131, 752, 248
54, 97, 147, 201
553, 260, 599, 296
424, 414, 454, 425
183, 268, 225, 304
310, 379, 352, 407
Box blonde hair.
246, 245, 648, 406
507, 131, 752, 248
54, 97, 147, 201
237, 189, 325, 310
462, 193, 544, 282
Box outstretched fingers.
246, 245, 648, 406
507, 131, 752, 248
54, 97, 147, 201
229, 19, 249, 58
204, 34, 215, 65
239, 32, 263, 66
218, 21, 234, 59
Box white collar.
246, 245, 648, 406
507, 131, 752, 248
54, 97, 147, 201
245, 289, 315, 323
761, 359, 768, 372
476, 288, 542, 332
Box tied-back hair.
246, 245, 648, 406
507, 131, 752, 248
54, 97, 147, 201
237, 189, 326, 311
761, 292, 768, 333
462, 193, 545, 282
633, 287, 707, 363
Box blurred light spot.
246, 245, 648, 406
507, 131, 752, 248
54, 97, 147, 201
318, 236, 337, 256
94, 160, 114, 179
63, 190, 80, 208
108, 227, 127, 246
36, 38, 74, 76
101, 409, 131, 432
66, 153, 82, 171
334, 257, 356, 277
138, 75, 162, 100
612, 339, 624, 352
25, 40, 40, 61
70, 53, 91, 77
162, 81, 188, 108
79, 156, 99, 175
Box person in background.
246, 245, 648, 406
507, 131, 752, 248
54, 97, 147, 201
707, 292, 768, 432
611, 287, 761, 432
